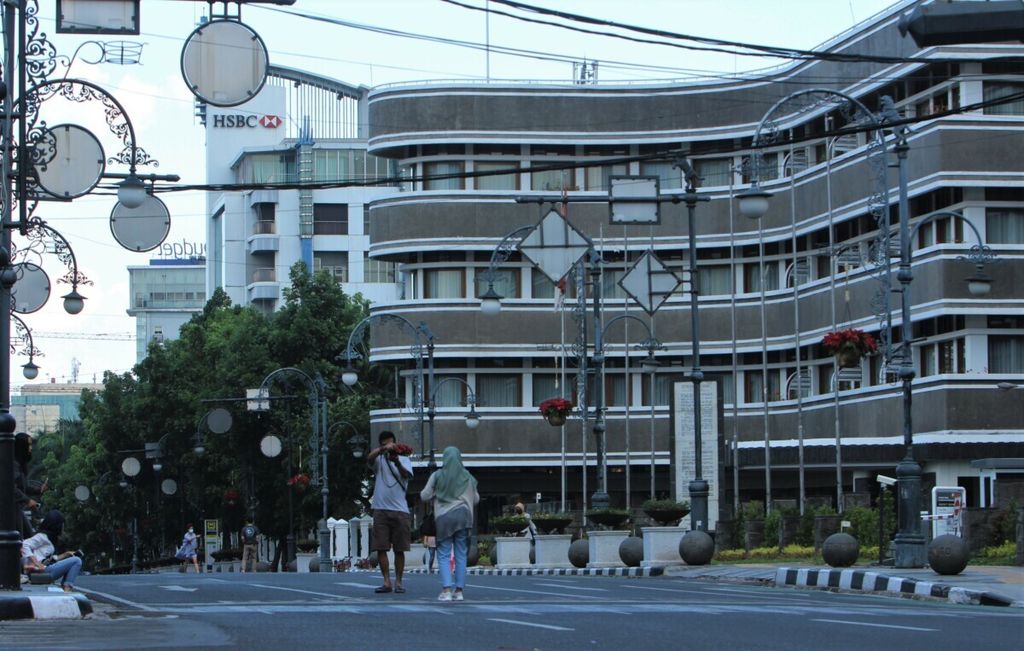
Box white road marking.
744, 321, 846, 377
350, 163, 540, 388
467, 583, 602, 599
811, 618, 938, 632
336, 582, 377, 589
248, 583, 348, 599
488, 618, 574, 632
159, 585, 198, 592
621, 584, 718, 596
77, 588, 156, 611
535, 582, 608, 592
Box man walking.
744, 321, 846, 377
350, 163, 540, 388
366, 431, 413, 594
240, 518, 260, 573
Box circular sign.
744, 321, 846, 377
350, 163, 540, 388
109, 193, 171, 252
161, 478, 178, 496
121, 456, 141, 477
11, 262, 51, 314
207, 407, 233, 434
260, 434, 282, 458
34, 124, 105, 199
180, 20, 269, 107
74, 485, 90, 502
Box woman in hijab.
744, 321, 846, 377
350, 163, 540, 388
421, 446, 479, 602
21, 510, 82, 592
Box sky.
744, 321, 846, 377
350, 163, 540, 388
7, 0, 902, 392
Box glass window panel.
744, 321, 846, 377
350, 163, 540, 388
533, 374, 566, 405
431, 376, 465, 408
583, 164, 628, 191
987, 208, 1024, 244
989, 335, 1024, 372
476, 374, 521, 407
639, 161, 680, 190
313, 203, 348, 235
743, 260, 779, 292
532, 268, 555, 299
698, 265, 732, 295
425, 269, 464, 298
474, 161, 518, 190
983, 82, 1024, 115
602, 268, 625, 300
424, 161, 465, 190
693, 158, 733, 187
476, 268, 519, 298
532, 168, 573, 191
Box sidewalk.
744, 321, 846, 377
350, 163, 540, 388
0, 583, 92, 620
665, 563, 1024, 608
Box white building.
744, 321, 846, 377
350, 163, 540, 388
203, 67, 400, 310
126, 257, 206, 362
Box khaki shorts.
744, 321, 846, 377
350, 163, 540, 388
371, 509, 411, 552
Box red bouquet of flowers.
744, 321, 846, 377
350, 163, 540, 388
821, 328, 878, 356
539, 397, 574, 420
287, 473, 311, 488
392, 443, 414, 456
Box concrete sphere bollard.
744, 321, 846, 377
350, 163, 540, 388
308, 558, 320, 573
568, 538, 589, 568
928, 534, 969, 575
679, 530, 715, 566
255, 561, 271, 573
468, 541, 479, 567
822, 532, 859, 568
619, 536, 644, 567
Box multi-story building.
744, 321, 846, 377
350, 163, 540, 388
203, 66, 400, 312
364, 1, 1024, 520
127, 257, 207, 362
12, 383, 103, 434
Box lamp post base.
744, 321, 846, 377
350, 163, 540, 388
688, 478, 710, 533
894, 455, 926, 569
318, 520, 331, 573
590, 490, 610, 511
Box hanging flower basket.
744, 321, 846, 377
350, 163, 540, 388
223, 488, 241, 505
821, 328, 878, 368
287, 473, 311, 493
539, 397, 573, 427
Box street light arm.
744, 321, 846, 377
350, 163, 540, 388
341, 313, 427, 368
903, 210, 997, 267
481, 224, 535, 288
428, 376, 478, 409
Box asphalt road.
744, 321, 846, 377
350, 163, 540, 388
1, 571, 1021, 650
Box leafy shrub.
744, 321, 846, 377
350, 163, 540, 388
716, 549, 746, 561
780, 544, 815, 559
641, 499, 690, 511
490, 515, 530, 534
814, 504, 838, 516
764, 510, 782, 548
477, 554, 492, 567
742, 501, 765, 521
795, 511, 815, 547
979, 542, 1016, 561
844, 506, 878, 546
989, 499, 1019, 546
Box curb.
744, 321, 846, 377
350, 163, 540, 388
0, 592, 92, 620
774, 567, 1020, 608
353, 567, 665, 577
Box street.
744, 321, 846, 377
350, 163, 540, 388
1, 571, 1021, 650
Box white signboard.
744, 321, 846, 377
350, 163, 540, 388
930, 486, 966, 538
673, 382, 719, 531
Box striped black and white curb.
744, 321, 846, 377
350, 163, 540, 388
774, 567, 1018, 607
0, 593, 92, 620
353, 567, 664, 577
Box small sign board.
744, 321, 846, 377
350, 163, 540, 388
204, 519, 220, 571
57, 0, 140, 35
609, 175, 660, 224
930, 486, 966, 538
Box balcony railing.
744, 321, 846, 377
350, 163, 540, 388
253, 220, 276, 235
251, 268, 276, 283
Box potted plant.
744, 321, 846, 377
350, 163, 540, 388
296, 539, 319, 553
490, 515, 530, 535
538, 397, 573, 427
642, 499, 691, 526
821, 328, 878, 368
223, 488, 240, 506
586, 508, 630, 529
287, 473, 311, 493
532, 512, 574, 534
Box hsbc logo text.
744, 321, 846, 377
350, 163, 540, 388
211, 114, 282, 128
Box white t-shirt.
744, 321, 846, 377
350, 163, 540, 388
371, 454, 413, 513
22, 532, 54, 565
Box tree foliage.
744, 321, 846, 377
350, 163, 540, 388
30, 263, 393, 567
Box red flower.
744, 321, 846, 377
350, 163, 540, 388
821, 328, 878, 355
223, 488, 241, 501
287, 473, 311, 487
392, 443, 414, 457
539, 397, 574, 419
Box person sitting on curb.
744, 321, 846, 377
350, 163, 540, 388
21, 510, 82, 593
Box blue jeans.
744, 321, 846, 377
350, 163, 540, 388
437, 528, 468, 590
46, 556, 82, 586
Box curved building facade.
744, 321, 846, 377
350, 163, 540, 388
363, 4, 1024, 518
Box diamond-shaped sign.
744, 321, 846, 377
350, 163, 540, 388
517, 209, 592, 284
619, 249, 682, 315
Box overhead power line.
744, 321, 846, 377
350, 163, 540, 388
32, 331, 134, 341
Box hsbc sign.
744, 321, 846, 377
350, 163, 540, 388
212, 114, 282, 128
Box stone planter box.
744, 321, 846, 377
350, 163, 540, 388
587, 530, 628, 569
780, 515, 801, 547
814, 515, 842, 551
495, 536, 533, 569
715, 520, 735, 550
534, 534, 572, 568
641, 526, 686, 567
295, 552, 317, 573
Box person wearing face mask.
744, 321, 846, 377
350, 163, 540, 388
178, 524, 201, 573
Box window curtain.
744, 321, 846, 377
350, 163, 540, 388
477, 268, 517, 298
532, 374, 562, 405
989, 335, 1024, 373
987, 209, 1024, 244
432, 376, 465, 408
426, 270, 463, 298
477, 375, 520, 407
699, 265, 732, 295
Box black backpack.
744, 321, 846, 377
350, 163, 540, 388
242, 525, 258, 544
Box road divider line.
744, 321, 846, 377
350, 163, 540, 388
467, 584, 603, 599
810, 618, 937, 632
488, 618, 574, 631
249, 584, 348, 599
534, 582, 608, 592
77, 588, 156, 612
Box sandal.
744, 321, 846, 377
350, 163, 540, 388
374, 585, 393, 593
394, 586, 406, 594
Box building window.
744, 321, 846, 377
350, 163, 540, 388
474, 161, 519, 190
986, 208, 1024, 243
698, 265, 732, 296
424, 161, 465, 190
693, 158, 733, 187
743, 260, 779, 293
605, 374, 629, 407
430, 375, 466, 408
254, 203, 275, 234
583, 163, 627, 191
744, 369, 780, 403
983, 82, 1024, 115
313, 204, 348, 235
989, 335, 1024, 372
313, 252, 348, 283
639, 161, 680, 190
476, 374, 521, 407
424, 269, 465, 298
475, 268, 519, 299
533, 373, 572, 405
363, 206, 370, 236
531, 167, 573, 191
640, 374, 677, 406
601, 268, 625, 300
743, 152, 779, 182
364, 258, 397, 283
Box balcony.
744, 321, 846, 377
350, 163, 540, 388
251, 267, 276, 283
247, 235, 279, 255
253, 220, 276, 235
